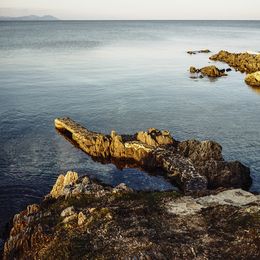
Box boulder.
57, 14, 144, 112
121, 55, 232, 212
189, 66, 198, 73
189, 65, 227, 78
136, 128, 174, 147
245, 71, 260, 87
200, 65, 227, 77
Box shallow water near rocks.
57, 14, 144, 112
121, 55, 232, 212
0, 20, 260, 230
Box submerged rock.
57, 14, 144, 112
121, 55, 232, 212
187, 49, 211, 55
3, 173, 260, 259
54, 118, 252, 193
245, 71, 260, 87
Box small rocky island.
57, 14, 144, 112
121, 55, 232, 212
2, 118, 259, 259
189, 65, 228, 78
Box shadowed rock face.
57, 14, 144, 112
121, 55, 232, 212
3, 172, 260, 260
210, 50, 260, 74
54, 118, 252, 193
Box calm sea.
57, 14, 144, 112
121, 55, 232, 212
0, 20, 260, 230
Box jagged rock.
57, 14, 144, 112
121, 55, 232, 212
245, 71, 260, 87
60, 206, 76, 218
26, 204, 40, 215
200, 65, 227, 77
63, 214, 78, 224
196, 160, 252, 190
210, 50, 260, 73
78, 212, 87, 226
136, 128, 174, 147
112, 183, 133, 194
189, 65, 227, 78
177, 140, 223, 161
50, 171, 78, 198
3, 174, 260, 259
49, 171, 108, 199
54, 118, 252, 193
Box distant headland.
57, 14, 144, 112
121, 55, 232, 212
0, 15, 59, 21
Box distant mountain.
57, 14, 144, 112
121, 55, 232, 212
0, 15, 59, 21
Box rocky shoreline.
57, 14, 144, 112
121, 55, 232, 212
2, 171, 260, 259
189, 50, 260, 87
1, 118, 259, 259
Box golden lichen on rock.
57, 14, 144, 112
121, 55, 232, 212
245, 71, 260, 87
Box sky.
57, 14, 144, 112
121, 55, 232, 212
0, 0, 260, 20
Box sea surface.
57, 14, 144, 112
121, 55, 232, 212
0, 20, 260, 231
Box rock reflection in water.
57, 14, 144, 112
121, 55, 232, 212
56, 128, 178, 192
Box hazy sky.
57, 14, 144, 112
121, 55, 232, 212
0, 0, 260, 20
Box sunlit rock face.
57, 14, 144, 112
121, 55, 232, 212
210, 50, 260, 74
54, 118, 252, 193
189, 65, 227, 77
3, 171, 260, 260
245, 71, 260, 87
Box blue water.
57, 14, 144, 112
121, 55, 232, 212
0, 20, 260, 230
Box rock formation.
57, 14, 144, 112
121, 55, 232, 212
187, 49, 211, 55
189, 65, 227, 78
55, 118, 251, 193
210, 50, 260, 74
3, 172, 260, 259
245, 71, 260, 87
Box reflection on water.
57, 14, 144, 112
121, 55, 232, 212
248, 85, 260, 95
0, 20, 260, 231
56, 128, 175, 183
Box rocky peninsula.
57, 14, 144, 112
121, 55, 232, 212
1, 118, 259, 259
55, 117, 251, 193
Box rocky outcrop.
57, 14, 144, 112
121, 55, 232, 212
187, 49, 211, 55
3, 172, 260, 259
55, 118, 252, 193
245, 71, 260, 87
210, 50, 260, 74
189, 65, 227, 78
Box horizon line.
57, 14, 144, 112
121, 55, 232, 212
1, 19, 260, 21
